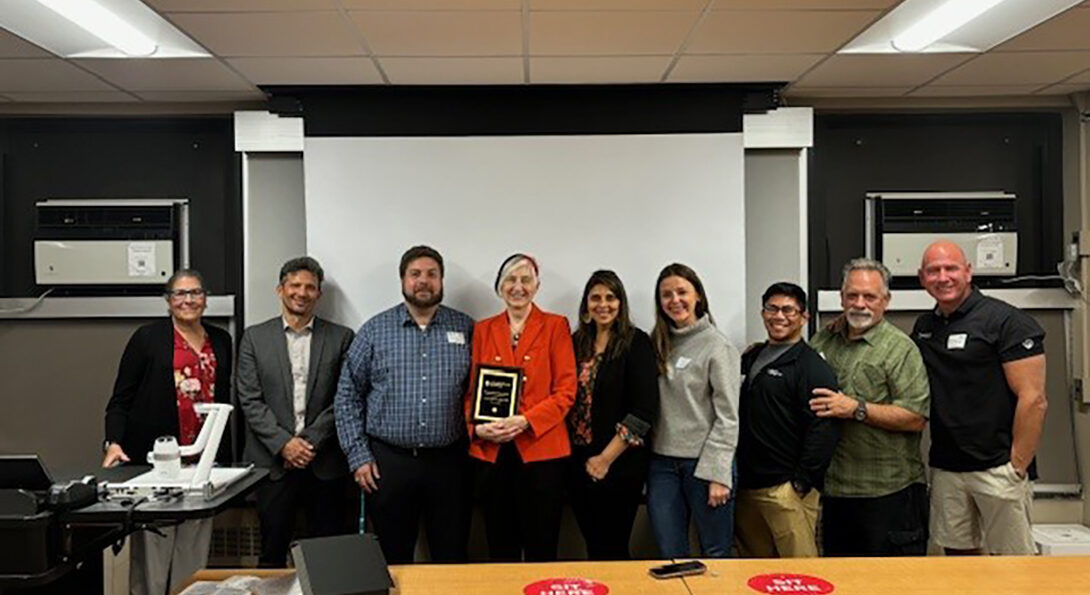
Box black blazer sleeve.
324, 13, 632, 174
207, 323, 234, 463
619, 330, 659, 438
208, 323, 233, 405
105, 324, 154, 445
794, 350, 842, 492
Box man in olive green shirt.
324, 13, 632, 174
809, 258, 930, 556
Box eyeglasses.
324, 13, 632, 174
168, 288, 207, 300
762, 304, 801, 317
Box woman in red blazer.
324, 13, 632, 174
466, 253, 577, 562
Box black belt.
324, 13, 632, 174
371, 437, 466, 458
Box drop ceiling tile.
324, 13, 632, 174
151, 0, 337, 11
530, 11, 698, 55
345, 0, 519, 8
74, 59, 254, 91
0, 59, 115, 92
687, 10, 879, 54
379, 57, 523, 83
909, 85, 1047, 97
931, 51, 1090, 85
531, 0, 706, 9
796, 54, 973, 87
227, 57, 383, 84
169, 12, 365, 57
995, 7, 1090, 51
669, 54, 824, 82
1068, 68, 1090, 83
350, 11, 522, 56
714, 0, 898, 7
530, 56, 671, 82
1036, 82, 1090, 95
0, 30, 52, 58
0, 91, 137, 102
134, 90, 267, 102
785, 86, 911, 97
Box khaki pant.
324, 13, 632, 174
930, 463, 1036, 555
735, 481, 820, 558
130, 517, 213, 595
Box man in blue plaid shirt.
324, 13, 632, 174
335, 245, 475, 564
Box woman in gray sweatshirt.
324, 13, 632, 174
646, 263, 741, 558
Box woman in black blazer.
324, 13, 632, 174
101, 269, 232, 595
567, 270, 660, 560
103, 272, 232, 467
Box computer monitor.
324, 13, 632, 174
0, 455, 54, 491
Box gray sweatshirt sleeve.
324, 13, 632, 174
694, 340, 741, 488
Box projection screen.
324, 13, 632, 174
304, 133, 746, 345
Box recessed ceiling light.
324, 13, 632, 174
891, 0, 1007, 52
0, 0, 209, 59
37, 0, 158, 57
841, 0, 1083, 54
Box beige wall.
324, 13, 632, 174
0, 317, 232, 477
0, 319, 146, 474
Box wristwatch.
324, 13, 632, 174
853, 398, 868, 422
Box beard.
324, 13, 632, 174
404, 286, 443, 309
846, 308, 875, 330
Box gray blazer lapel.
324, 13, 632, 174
305, 318, 326, 421
271, 321, 295, 415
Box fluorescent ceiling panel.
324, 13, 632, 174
0, 0, 209, 58
840, 0, 1084, 54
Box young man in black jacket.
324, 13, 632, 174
735, 282, 841, 558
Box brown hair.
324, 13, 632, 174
399, 245, 445, 278
573, 270, 635, 363
164, 268, 205, 295
650, 263, 712, 374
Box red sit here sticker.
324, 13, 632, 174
748, 573, 835, 594
523, 578, 609, 595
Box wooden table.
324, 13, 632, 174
183, 555, 1090, 594
182, 560, 683, 594
685, 556, 1090, 595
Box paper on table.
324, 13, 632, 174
177, 573, 301, 595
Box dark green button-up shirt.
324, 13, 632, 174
811, 317, 930, 498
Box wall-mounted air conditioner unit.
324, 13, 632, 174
34, 199, 189, 286
865, 192, 1017, 277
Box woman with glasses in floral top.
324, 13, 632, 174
102, 269, 232, 595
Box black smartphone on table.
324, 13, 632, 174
648, 560, 707, 579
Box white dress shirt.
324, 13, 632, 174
284, 317, 314, 434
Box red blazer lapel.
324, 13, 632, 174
513, 304, 545, 363
488, 313, 516, 365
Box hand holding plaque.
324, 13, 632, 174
472, 365, 523, 423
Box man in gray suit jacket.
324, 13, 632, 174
237, 257, 355, 567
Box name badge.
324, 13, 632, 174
947, 333, 968, 350
675, 356, 692, 370
446, 331, 466, 345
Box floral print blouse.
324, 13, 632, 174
173, 327, 217, 446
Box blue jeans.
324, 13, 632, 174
647, 454, 735, 558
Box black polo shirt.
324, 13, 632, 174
912, 289, 1045, 476
737, 340, 841, 493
